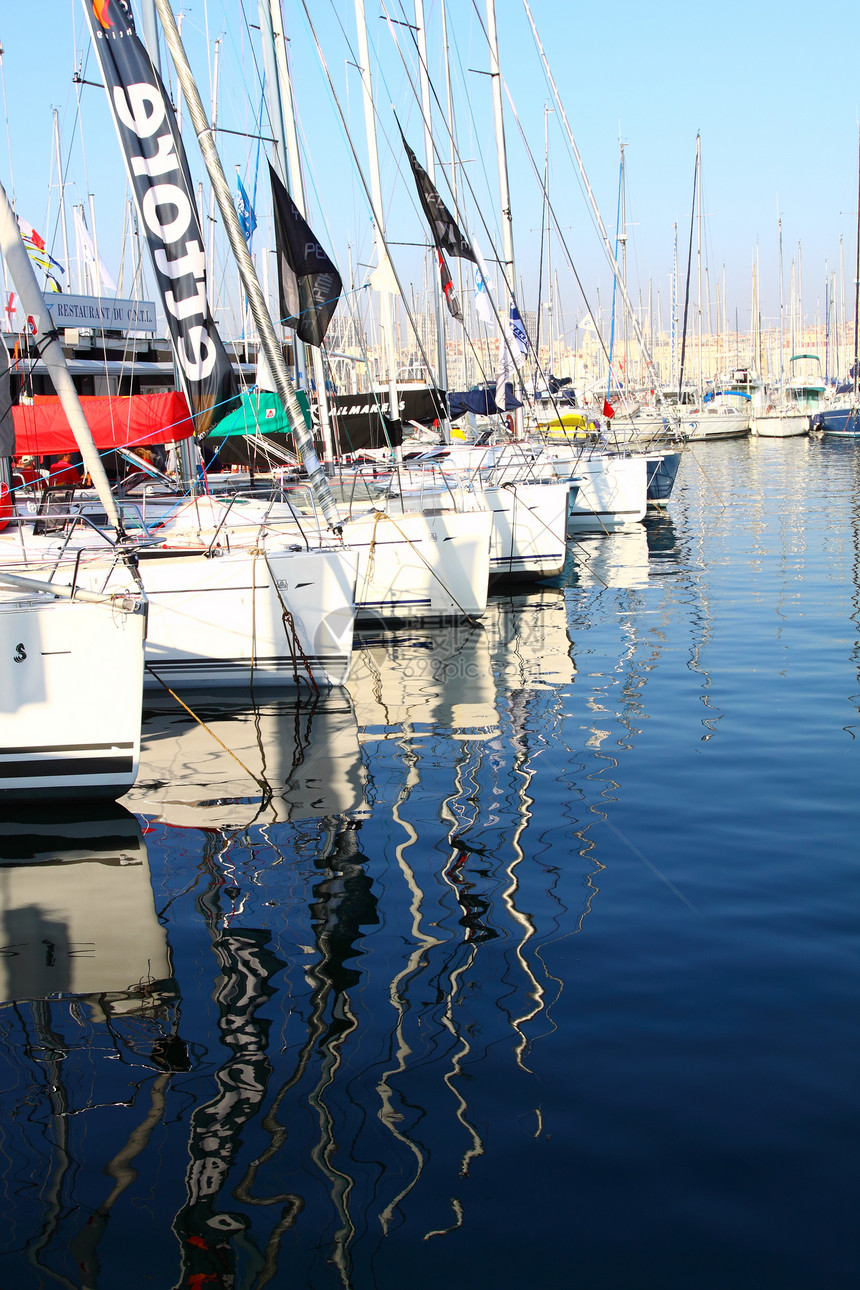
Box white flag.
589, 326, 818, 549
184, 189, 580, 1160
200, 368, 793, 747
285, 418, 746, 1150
472, 239, 495, 327
74, 206, 117, 295
496, 332, 513, 415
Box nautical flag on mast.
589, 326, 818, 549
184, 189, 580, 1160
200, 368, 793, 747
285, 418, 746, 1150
472, 240, 494, 327
509, 300, 529, 356
236, 173, 257, 241
437, 250, 462, 322
400, 130, 476, 263
17, 218, 45, 252
17, 216, 64, 291
270, 164, 342, 348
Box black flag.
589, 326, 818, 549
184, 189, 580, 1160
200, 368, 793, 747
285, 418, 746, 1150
401, 133, 476, 263
83, 0, 237, 434
437, 250, 462, 321
270, 165, 341, 348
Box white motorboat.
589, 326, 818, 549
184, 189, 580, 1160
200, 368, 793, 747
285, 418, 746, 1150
678, 406, 751, 441
750, 408, 809, 438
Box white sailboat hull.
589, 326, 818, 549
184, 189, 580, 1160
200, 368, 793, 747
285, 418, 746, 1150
750, 411, 809, 438
562, 455, 648, 531
483, 480, 569, 580
0, 592, 146, 801
344, 508, 492, 624
106, 545, 358, 689
679, 410, 751, 440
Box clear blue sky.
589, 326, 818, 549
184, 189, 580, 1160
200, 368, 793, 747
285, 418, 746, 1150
1, 0, 857, 345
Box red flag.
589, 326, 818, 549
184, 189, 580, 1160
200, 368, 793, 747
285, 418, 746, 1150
602, 399, 615, 419
17, 218, 45, 251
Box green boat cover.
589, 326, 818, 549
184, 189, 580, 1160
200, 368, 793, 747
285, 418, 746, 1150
210, 388, 310, 437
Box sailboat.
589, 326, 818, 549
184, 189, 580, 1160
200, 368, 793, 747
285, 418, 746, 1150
0, 177, 147, 802
751, 217, 810, 438
0, 5, 361, 692
810, 133, 860, 436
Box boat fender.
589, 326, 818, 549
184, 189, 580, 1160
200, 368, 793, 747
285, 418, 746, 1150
0, 481, 11, 531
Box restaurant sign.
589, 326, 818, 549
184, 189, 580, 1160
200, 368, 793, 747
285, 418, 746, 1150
42, 293, 157, 332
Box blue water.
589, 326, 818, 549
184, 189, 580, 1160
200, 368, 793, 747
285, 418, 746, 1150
1, 436, 858, 1288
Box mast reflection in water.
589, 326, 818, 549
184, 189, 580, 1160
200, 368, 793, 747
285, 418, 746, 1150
1, 439, 859, 1289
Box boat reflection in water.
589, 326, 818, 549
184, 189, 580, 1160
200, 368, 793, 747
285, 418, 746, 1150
127, 688, 369, 830
0, 584, 668, 1288
0, 807, 182, 1288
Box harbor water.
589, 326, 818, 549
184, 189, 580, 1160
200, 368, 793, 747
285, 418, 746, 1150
1, 436, 858, 1288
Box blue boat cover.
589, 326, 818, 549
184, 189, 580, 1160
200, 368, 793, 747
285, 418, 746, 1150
448, 383, 522, 418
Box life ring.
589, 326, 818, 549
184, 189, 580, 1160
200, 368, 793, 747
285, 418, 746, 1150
0, 481, 12, 531
505, 414, 514, 434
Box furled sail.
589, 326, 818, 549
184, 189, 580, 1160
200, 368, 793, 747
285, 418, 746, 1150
82, 0, 237, 434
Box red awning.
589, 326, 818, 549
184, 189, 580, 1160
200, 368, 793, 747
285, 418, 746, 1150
11, 391, 195, 456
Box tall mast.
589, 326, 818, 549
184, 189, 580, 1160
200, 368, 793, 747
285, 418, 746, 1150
52, 109, 71, 293
485, 0, 522, 434
544, 104, 554, 377
672, 222, 677, 387
619, 142, 629, 383
206, 38, 221, 314
854, 125, 859, 400
695, 134, 703, 398
414, 0, 449, 415
354, 0, 401, 442
521, 0, 667, 406
151, 0, 342, 531
485, 0, 515, 294
440, 0, 464, 385
777, 215, 785, 392
262, 0, 336, 459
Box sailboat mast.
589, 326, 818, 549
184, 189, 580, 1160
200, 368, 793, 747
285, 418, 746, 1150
261, 0, 336, 460
619, 142, 629, 385
854, 125, 860, 400
521, 0, 666, 406
440, 0, 465, 384
414, 0, 449, 411
151, 0, 342, 531
696, 134, 703, 398
545, 105, 555, 378
778, 216, 785, 390
0, 179, 123, 535
354, 0, 401, 441
485, 0, 523, 434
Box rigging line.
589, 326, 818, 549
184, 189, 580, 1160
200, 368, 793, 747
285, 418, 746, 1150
144, 666, 272, 794
496, 79, 623, 438
299, 0, 448, 401
519, 0, 671, 418
678, 139, 698, 402
0, 44, 15, 203
293, 5, 501, 414
384, 5, 598, 440
378, 7, 531, 406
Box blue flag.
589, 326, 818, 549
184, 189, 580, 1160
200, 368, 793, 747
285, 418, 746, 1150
236, 174, 257, 241
509, 300, 529, 356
